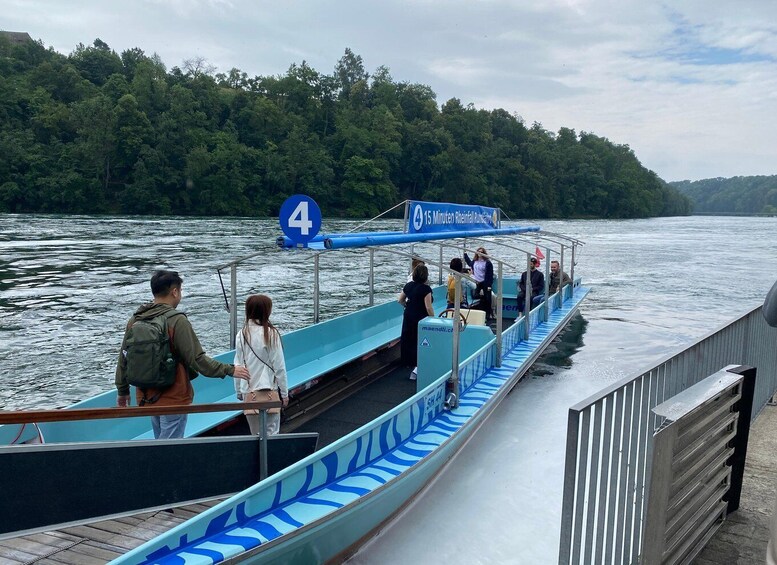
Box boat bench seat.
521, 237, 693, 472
283, 286, 449, 391
286, 325, 401, 390
440, 308, 486, 326
493, 276, 520, 301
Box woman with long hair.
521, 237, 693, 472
464, 247, 495, 320
447, 257, 474, 309
234, 294, 288, 436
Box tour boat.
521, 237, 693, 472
0, 200, 588, 564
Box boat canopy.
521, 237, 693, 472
277, 225, 541, 250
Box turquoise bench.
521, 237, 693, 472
282, 285, 449, 390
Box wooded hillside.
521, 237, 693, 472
0, 37, 691, 218
671, 176, 777, 215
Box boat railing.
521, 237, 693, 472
214, 244, 281, 348
558, 304, 777, 565
0, 400, 282, 479
336, 244, 509, 406
213, 226, 579, 395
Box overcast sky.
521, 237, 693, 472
5, 0, 777, 182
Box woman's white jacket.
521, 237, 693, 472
233, 323, 288, 398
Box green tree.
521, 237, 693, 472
69, 39, 123, 86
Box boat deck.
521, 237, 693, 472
0, 500, 222, 564
292, 363, 418, 447
292, 317, 515, 448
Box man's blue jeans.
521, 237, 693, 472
517, 293, 545, 313
152, 414, 188, 439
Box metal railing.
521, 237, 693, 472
558, 305, 777, 565
641, 365, 755, 565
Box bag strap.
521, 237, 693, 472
241, 326, 278, 388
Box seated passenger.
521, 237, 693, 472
517, 257, 545, 313
549, 260, 571, 295
447, 257, 474, 309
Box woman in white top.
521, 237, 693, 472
234, 294, 288, 436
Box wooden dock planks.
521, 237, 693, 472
0, 499, 222, 564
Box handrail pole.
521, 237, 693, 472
314, 254, 320, 324
570, 243, 576, 286
469, 234, 564, 261
0, 401, 283, 424
230, 264, 238, 348
259, 409, 269, 480
544, 246, 550, 322
439, 245, 443, 285
370, 245, 482, 293
524, 254, 531, 337
408, 243, 415, 281
451, 274, 461, 407
214, 247, 274, 272
560, 246, 565, 297
537, 229, 585, 247
496, 261, 503, 367
369, 248, 375, 307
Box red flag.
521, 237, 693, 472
534, 246, 545, 267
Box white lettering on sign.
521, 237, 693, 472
288, 201, 313, 235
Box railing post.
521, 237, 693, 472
544, 246, 550, 322
570, 243, 576, 286
230, 263, 237, 348
259, 409, 269, 480
560, 246, 565, 299
727, 365, 757, 513
450, 276, 461, 408
313, 254, 320, 324
524, 254, 531, 337
496, 261, 503, 367
369, 248, 375, 307
439, 245, 444, 285
558, 408, 581, 565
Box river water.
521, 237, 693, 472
1, 214, 776, 562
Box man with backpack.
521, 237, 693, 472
115, 270, 250, 439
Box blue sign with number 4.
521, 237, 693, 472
279, 195, 322, 246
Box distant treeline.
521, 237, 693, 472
0, 37, 691, 218
670, 176, 777, 215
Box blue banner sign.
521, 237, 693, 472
406, 201, 500, 234
279, 195, 322, 246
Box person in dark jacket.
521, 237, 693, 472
399, 264, 435, 379
549, 260, 571, 294
517, 257, 545, 314
115, 270, 249, 439
464, 247, 495, 320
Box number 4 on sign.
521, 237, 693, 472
288, 201, 313, 235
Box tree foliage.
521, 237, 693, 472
671, 176, 777, 215
0, 36, 690, 218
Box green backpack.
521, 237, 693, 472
124, 310, 182, 390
